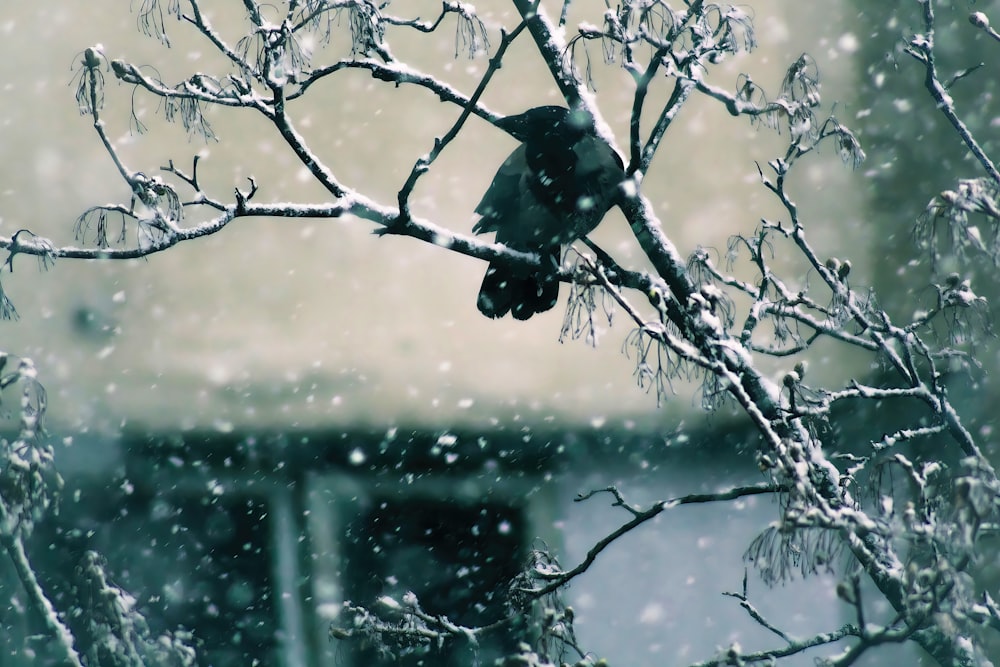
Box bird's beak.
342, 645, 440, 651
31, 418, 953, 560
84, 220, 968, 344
494, 113, 529, 142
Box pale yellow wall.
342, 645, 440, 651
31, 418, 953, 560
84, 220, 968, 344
0, 2, 864, 433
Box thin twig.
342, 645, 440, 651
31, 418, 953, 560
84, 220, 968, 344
529, 482, 783, 596
905, 1, 1000, 183
393, 11, 533, 221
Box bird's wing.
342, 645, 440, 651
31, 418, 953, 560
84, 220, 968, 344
473, 144, 528, 234
569, 136, 625, 215
519, 135, 623, 243
473, 132, 623, 245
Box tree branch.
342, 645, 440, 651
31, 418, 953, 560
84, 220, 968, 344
527, 483, 784, 597
0, 505, 84, 667
905, 1, 1000, 184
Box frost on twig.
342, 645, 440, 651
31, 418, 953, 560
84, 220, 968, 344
331, 548, 596, 667
73, 551, 197, 667
0, 355, 53, 539
0, 358, 74, 665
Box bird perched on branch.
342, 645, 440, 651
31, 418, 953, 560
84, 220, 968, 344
473, 105, 625, 320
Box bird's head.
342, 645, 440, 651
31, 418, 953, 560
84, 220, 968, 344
495, 105, 592, 144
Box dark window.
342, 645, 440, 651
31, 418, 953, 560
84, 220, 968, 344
153, 494, 277, 667
343, 498, 525, 667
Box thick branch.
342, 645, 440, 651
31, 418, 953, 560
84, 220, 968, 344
511, 0, 581, 107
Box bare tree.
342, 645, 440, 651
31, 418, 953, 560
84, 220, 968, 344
2, 1, 999, 666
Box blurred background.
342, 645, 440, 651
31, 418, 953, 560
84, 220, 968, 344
0, 1, 996, 666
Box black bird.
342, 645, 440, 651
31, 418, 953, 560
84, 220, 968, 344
473, 106, 625, 320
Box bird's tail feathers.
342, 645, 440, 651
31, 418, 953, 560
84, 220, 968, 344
477, 260, 559, 320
